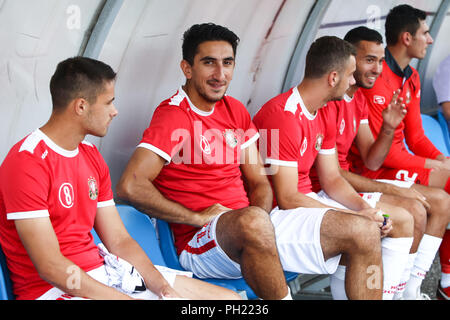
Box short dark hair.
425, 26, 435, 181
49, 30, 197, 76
385, 4, 427, 46
344, 26, 383, 46
49, 56, 116, 111
304, 36, 356, 79
182, 23, 240, 65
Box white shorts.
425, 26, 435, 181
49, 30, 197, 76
270, 205, 341, 275
36, 265, 192, 300
179, 212, 242, 279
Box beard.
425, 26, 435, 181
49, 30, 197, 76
195, 80, 228, 103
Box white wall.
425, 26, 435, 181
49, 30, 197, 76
1, 0, 449, 193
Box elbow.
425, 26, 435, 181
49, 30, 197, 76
115, 176, 134, 203
364, 159, 382, 171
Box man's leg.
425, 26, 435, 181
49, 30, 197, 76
215, 206, 290, 300
320, 210, 383, 300
428, 169, 450, 192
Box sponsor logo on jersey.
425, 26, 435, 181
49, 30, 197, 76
300, 137, 307, 157
315, 134, 324, 151
200, 135, 211, 155
223, 129, 238, 148
339, 119, 345, 135
373, 95, 385, 105
88, 177, 98, 200
59, 182, 74, 208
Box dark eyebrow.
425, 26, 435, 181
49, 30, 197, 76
199, 56, 235, 62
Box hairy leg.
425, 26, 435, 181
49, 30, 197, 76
320, 210, 382, 300
215, 206, 289, 300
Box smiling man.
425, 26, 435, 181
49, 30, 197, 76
117, 23, 292, 300
351, 5, 450, 300
0, 57, 239, 300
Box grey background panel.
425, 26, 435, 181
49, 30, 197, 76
1, 0, 449, 192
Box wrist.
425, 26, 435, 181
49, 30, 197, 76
380, 123, 395, 136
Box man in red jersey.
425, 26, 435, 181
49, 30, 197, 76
254, 36, 386, 300
355, 5, 450, 299
0, 57, 238, 300
357, 5, 450, 189
320, 26, 450, 300
117, 23, 292, 300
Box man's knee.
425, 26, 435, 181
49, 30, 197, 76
348, 215, 382, 254
324, 211, 381, 255
228, 206, 275, 249
388, 205, 415, 237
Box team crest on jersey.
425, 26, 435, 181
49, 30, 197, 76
405, 90, 411, 104
300, 137, 307, 157
339, 119, 345, 135
88, 177, 98, 200
373, 95, 385, 105
223, 129, 238, 148
315, 134, 324, 151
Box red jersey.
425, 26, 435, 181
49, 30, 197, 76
310, 89, 369, 191
354, 49, 441, 177
139, 87, 259, 254
0, 129, 113, 300
253, 86, 336, 196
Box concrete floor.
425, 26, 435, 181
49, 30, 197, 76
291, 253, 443, 300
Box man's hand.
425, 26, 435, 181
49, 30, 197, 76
389, 185, 431, 210
356, 207, 392, 238
381, 89, 406, 133
196, 203, 232, 226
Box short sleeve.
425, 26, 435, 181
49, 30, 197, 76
2, 153, 50, 220
319, 105, 337, 154
138, 105, 191, 163
95, 149, 115, 208
254, 107, 301, 168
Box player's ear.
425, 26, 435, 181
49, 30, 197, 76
73, 98, 88, 116
400, 31, 412, 47
328, 71, 339, 88
180, 59, 193, 80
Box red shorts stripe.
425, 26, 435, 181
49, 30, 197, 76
183, 239, 217, 255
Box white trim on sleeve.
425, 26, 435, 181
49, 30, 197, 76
318, 148, 336, 155
240, 132, 260, 150
137, 143, 171, 163
7, 209, 49, 220
265, 158, 298, 167
97, 199, 115, 208
360, 119, 369, 124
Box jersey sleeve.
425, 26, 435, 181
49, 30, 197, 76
254, 106, 301, 168
231, 98, 260, 150
360, 95, 369, 125
138, 105, 191, 163
403, 80, 443, 160
94, 149, 115, 208
2, 153, 50, 220
319, 105, 337, 155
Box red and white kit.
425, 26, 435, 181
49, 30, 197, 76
138, 87, 259, 279
253, 86, 342, 274
353, 49, 442, 185
0, 129, 113, 300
